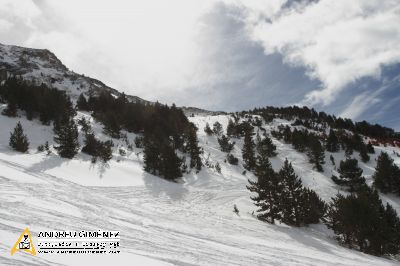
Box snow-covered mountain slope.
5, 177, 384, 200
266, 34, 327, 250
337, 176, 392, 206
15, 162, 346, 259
1, 105, 399, 265
0, 43, 147, 103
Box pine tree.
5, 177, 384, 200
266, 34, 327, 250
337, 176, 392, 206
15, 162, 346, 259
326, 129, 340, 152
143, 135, 161, 176
345, 145, 353, 158
98, 140, 113, 163
226, 119, 237, 137
382, 203, 400, 255
299, 188, 327, 225
76, 93, 88, 111
307, 137, 325, 172
212, 121, 223, 136
373, 152, 400, 195
9, 122, 29, 152
204, 123, 213, 135
366, 142, 375, 154
279, 159, 304, 226
2, 102, 17, 117
256, 133, 277, 157
326, 186, 400, 256
247, 156, 281, 224
359, 144, 370, 163
186, 124, 202, 171
217, 134, 235, 153
242, 126, 256, 171
53, 116, 79, 159
331, 158, 365, 192
227, 154, 239, 165
160, 144, 183, 180
102, 112, 121, 139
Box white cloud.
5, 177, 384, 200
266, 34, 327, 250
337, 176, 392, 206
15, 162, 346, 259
1, 0, 399, 128
247, 0, 400, 106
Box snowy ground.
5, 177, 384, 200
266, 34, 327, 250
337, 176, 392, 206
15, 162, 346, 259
0, 111, 399, 265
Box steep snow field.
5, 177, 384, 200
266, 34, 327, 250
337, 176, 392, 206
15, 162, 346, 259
0, 109, 399, 265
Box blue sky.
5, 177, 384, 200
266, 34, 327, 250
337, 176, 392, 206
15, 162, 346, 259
0, 0, 399, 130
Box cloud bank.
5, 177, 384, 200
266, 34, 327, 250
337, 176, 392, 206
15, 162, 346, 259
247, 0, 400, 107
0, 0, 399, 129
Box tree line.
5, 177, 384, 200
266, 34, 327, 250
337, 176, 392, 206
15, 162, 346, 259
3, 78, 202, 180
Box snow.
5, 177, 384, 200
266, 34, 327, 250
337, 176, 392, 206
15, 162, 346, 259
0, 110, 399, 265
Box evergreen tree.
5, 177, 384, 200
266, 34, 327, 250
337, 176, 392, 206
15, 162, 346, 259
359, 144, 370, 163
326, 186, 400, 256
160, 144, 183, 180
2, 102, 17, 117
204, 123, 213, 135
76, 93, 89, 111
212, 121, 223, 136
186, 124, 202, 171
373, 152, 400, 195
283, 126, 292, 143
256, 133, 277, 157
9, 122, 29, 152
53, 116, 79, 159
242, 126, 256, 171
326, 129, 340, 152
227, 154, 239, 165
226, 119, 236, 137
366, 142, 375, 154
307, 137, 325, 172
299, 188, 327, 225
143, 132, 183, 181
82, 133, 113, 163
278, 159, 326, 226
332, 158, 365, 192
98, 140, 113, 163
102, 112, 121, 138
247, 156, 281, 224
217, 134, 235, 153
279, 159, 303, 226
345, 145, 353, 158
143, 134, 161, 176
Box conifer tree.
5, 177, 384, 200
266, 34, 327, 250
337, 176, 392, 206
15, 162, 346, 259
326, 129, 340, 152
279, 159, 303, 226
226, 119, 236, 137
227, 154, 239, 165
256, 133, 277, 158
345, 146, 353, 158
160, 144, 183, 180
283, 126, 291, 143
247, 156, 281, 224
242, 126, 256, 171
9, 122, 29, 152
2, 102, 17, 117
204, 123, 213, 135
326, 186, 400, 256
277, 159, 326, 226
366, 142, 375, 154
307, 137, 325, 172
143, 135, 161, 176
300, 188, 327, 225
53, 116, 79, 159
331, 158, 365, 192
102, 112, 121, 139
212, 121, 223, 136
186, 124, 202, 171
359, 144, 370, 163
76, 93, 89, 111
217, 134, 235, 153
373, 152, 400, 195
